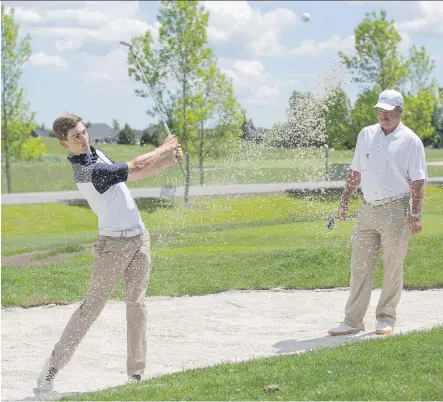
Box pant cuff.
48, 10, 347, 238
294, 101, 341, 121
344, 318, 365, 331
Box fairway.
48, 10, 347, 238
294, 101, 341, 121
2, 185, 442, 307
2, 138, 443, 193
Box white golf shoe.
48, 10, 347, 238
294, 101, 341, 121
37, 358, 58, 392
375, 321, 393, 335
128, 374, 142, 384
328, 322, 363, 336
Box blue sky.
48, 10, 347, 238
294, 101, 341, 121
4, 1, 443, 130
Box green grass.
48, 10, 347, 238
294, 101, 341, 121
63, 326, 443, 401
2, 185, 442, 308
30, 244, 87, 261
2, 138, 442, 193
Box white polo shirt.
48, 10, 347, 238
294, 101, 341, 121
68, 147, 145, 236
350, 122, 427, 203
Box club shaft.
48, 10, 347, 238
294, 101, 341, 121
127, 45, 186, 176
131, 52, 170, 136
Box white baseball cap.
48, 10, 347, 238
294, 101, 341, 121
373, 89, 404, 111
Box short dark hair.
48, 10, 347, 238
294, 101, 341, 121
52, 114, 82, 140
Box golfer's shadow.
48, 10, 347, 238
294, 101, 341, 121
273, 331, 376, 355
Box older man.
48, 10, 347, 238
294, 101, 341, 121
329, 89, 427, 336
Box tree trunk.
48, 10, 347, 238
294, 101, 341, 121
324, 145, 329, 182
3, 132, 12, 193
184, 149, 190, 203
182, 79, 190, 204
199, 127, 204, 186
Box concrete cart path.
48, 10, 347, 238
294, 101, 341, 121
2, 178, 443, 205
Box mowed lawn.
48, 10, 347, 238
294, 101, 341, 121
2, 185, 442, 308
63, 326, 443, 401
2, 138, 443, 193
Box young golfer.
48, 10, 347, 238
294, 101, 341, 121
37, 114, 182, 392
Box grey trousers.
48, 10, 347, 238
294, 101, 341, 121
344, 197, 410, 329
50, 229, 151, 376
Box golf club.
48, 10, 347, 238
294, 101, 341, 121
119, 41, 186, 176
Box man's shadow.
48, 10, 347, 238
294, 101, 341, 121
273, 331, 377, 355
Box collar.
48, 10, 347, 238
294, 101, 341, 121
377, 121, 404, 138
67, 146, 98, 165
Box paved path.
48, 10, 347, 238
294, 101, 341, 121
1, 288, 442, 401
2, 178, 443, 205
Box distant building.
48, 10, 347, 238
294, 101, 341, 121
245, 127, 269, 143
87, 123, 119, 144
87, 123, 146, 145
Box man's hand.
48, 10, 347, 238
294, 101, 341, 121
162, 135, 179, 153
127, 135, 181, 182
336, 169, 361, 221
164, 145, 183, 166
408, 216, 422, 235
174, 146, 183, 163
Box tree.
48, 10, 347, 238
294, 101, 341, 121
339, 10, 409, 92
140, 124, 163, 147
350, 87, 381, 144
241, 117, 255, 141
20, 136, 46, 161
402, 45, 438, 141
112, 118, 120, 131
1, 5, 37, 193
324, 87, 353, 149
340, 10, 439, 143
429, 88, 443, 148
403, 88, 438, 141
267, 90, 328, 149
128, 1, 223, 203
118, 123, 137, 145
193, 62, 245, 185
408, 45, 437, 96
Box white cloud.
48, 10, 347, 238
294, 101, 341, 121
4, 6, 42, 24
202, 1, 297, 56
232, 60, 264, 78
54, 40, 82, 52
397, 1, 443, 35
219, 58, 302, 104
6, 1, 156, 54
291, 34, 355, 56
398, 32, 412, 56
344, 1, 365, 5
80, 47, 131, 87
256, 85, 279, 97
28, 52, 68, 70
8, 1, 141, 26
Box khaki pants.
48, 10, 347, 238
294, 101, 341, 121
344, 198, 410, 329
50, 229, 151, 376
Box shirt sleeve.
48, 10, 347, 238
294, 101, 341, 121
408, 138, 428, 182
349, 130, 363, 173
91, 162, 128, 194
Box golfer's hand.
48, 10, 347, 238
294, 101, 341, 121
336, 203, 348, 221
408, 216, 422, 235
174, 146, 183, 163
162, 135, 179, 152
